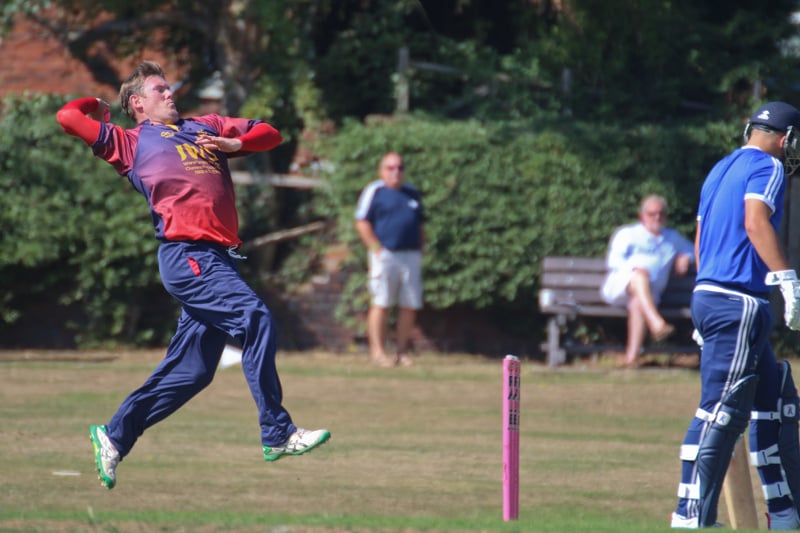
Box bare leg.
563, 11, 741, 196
395, 307, 417, 366
624, 297, 647, 367
627, 269, 673, 338
367, 306, 393, 367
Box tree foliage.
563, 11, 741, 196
302, 0, 800, 121
5, 1, 800, 125
535, 0, 800, 120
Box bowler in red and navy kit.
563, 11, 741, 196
57, 61, 329, 490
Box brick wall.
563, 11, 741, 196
0, 15, 177, 101
1, 17, 114, 99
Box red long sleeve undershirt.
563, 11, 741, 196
56, 97, 101, 144
236, 122, 282, 151
56, 97, 282, 151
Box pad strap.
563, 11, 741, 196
764, 481, 792, 500
678, 482, 700, 500
680, 444, 699, 461
752, 410, 781, 420
751, 443, 781, 466
695, 408, 715, 422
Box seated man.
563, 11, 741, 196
601, 195, 694, 368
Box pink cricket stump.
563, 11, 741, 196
503, 354, 520, 521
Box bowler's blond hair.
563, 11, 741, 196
119, 61, 166, 120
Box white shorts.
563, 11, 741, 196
368, 249, 423, 309
600, 270, 633, 307
601, 268, 662, 307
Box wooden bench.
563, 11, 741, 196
538, 256, 698, 366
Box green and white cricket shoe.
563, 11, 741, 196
89, 425, 120, 489
263, 428, 331, 462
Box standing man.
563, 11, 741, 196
56, 61, 329, 490
671, 101, 800, 529
601, 194, 695, 368
355, 152, 425, 368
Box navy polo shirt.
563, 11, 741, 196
355, 180, 425, 251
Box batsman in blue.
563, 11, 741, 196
671, 101, 800, 529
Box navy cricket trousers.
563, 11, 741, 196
675, 284, 791, 518
106, 241, 296, 457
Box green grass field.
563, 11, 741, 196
0, 350, 769, 532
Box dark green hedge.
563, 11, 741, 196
311, 113, 736, 335
0, 94, 170, 346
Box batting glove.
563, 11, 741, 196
766, 270, 800, 330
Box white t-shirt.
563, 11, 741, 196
600, 222, 694, 306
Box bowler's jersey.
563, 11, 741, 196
92, 115, 261, 246
696, 146, 785, 294
355, 180, 425, 251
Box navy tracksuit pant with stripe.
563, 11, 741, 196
675, 285, 792, 518
105, 241, 296, 457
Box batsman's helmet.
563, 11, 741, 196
744, 101, 800, 175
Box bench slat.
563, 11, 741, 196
541, 288, 609, 305
540, 303, 691, 319
543, 256, 606, 271
542, 272, 607, 288
541, 276, 694, 305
